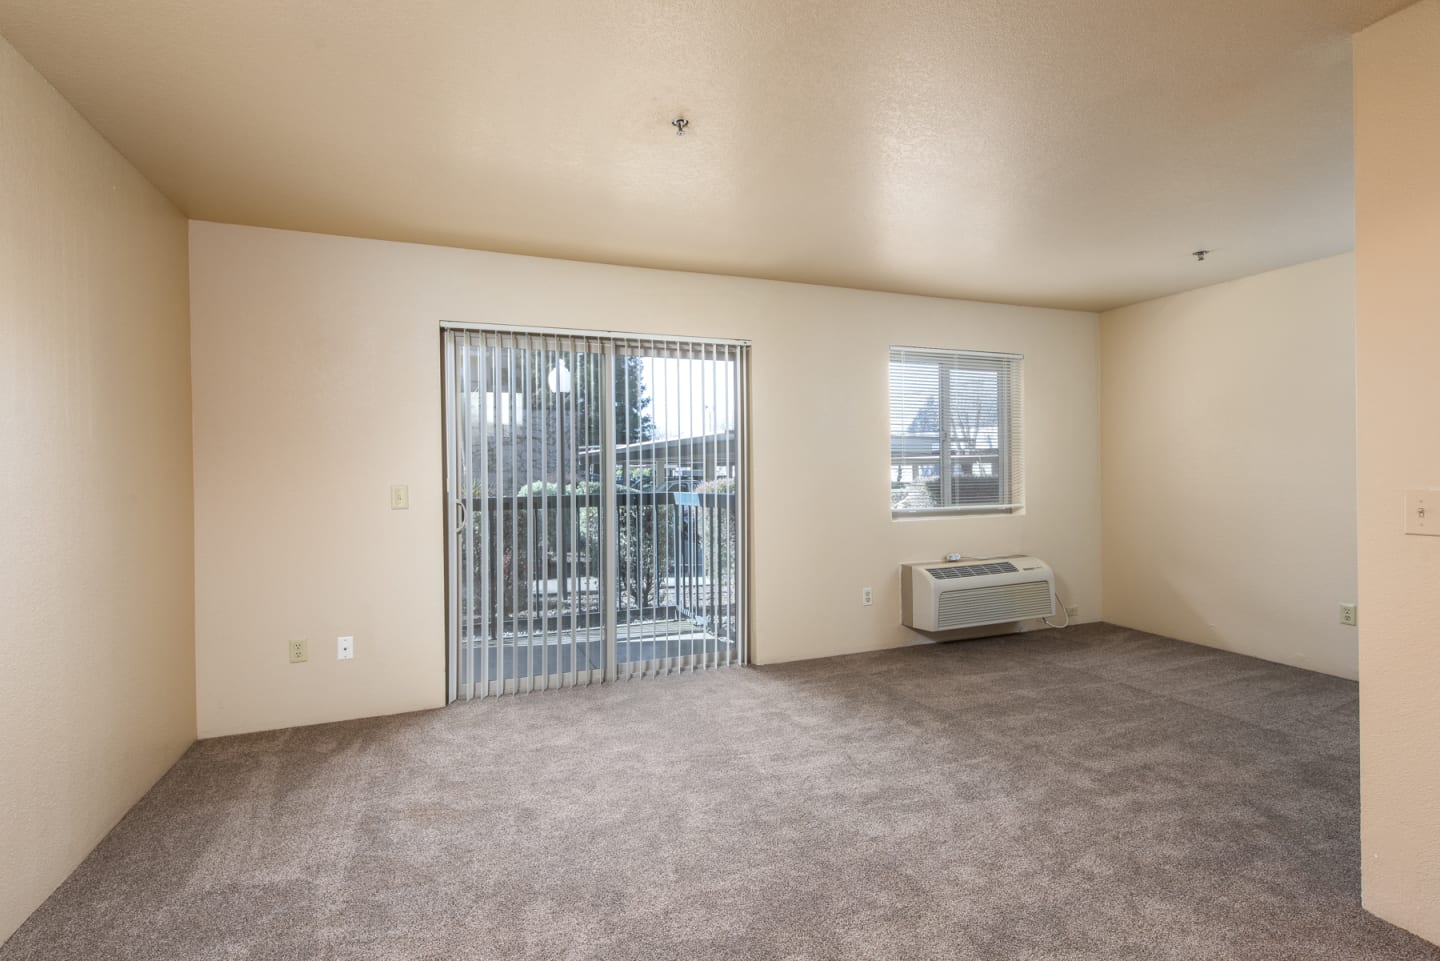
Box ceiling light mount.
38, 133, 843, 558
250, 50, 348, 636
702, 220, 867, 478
1193, 249, 1211, 262
672, 117, 689, 136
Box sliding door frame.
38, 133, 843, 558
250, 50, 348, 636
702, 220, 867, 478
443, 333, 460, 704
442, 322, 752, 702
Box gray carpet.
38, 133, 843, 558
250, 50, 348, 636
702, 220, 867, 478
4, 624, 1438, 961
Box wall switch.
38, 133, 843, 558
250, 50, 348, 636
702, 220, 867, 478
1405, 489, 1440, 536
337, 636, 354, 660
1340, 604, 1358, 627
862, 587, 873, 607
390, 484, 410, 510
289, 639, 308, 663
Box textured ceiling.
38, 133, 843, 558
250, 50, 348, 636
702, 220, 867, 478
0, 0, 1412, 311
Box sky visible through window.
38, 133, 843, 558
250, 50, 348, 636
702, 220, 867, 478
639, 357, 735, 439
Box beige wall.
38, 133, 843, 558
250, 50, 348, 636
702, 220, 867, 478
1355, 0, 1440, 944
189, 222, 1102, 738
0, 34, 195, 944
1099, 255, 1359, 679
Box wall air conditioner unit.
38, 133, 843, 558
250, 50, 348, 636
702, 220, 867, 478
901, 556, 1055, 632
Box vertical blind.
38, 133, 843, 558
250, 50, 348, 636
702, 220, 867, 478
888, 346, 1024, 514
444, 327, 749, 700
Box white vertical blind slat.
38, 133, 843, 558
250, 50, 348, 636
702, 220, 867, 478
505, 340, 519, 693
722, 342, 733, 668
469, 330, 483, 699
621, 338, 633, 680
536, 335, 549, 688
702, 340, 713, 672
457, 333, 472, 699
737, 342, 749, 666
688, 340, 701, 674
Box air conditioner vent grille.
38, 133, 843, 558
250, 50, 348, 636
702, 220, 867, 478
935, 580, 1053, 630
925, 561, 1018, 580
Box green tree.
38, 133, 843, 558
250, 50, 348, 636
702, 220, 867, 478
483, 348, 655, 489
568, 353, 654, 448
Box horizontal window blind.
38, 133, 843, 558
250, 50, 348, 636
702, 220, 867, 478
889, 346, 1023, 515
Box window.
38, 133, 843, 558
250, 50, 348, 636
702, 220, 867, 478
889, 346, 1023, 516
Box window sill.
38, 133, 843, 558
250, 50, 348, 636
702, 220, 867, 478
892, 505, 1023, 519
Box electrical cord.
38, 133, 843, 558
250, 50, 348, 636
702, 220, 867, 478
1042, 588, 1072, 629
946, 551, 1018, 562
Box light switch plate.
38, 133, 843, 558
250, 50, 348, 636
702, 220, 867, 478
1404, 489, 1440, 536
390, 484, 409, 510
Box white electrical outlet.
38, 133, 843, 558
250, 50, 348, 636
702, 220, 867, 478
390, 484, 410, 510
862, 587, 873, 607
337, 636, 354, 660
1340, 604, 1358, 627
289, 639, 308, 663
1066, 606, 1080, 618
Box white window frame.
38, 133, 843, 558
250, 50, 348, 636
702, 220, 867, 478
889, 346, 1023, 518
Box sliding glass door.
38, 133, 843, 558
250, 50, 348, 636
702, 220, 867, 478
443, 327, 749, 700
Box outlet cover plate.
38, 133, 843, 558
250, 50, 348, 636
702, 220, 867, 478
289, 639, 308, 663
337, 636, 354, 660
